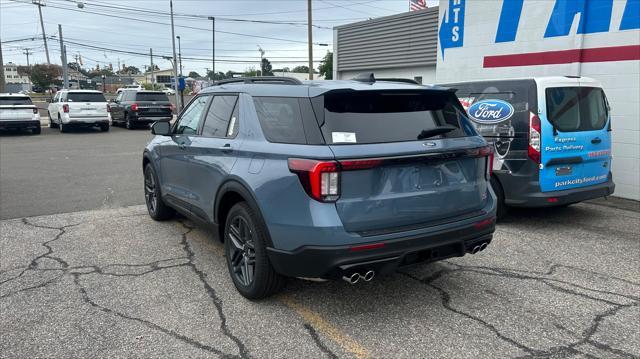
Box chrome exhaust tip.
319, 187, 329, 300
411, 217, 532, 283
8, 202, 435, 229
479, 242, 488, 252
363, 270, 375, 282
471, 245, 481, 254
342, 273, 360, 284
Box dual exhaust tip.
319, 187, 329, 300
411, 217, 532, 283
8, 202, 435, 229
471, 242, 488, 254
342, 270, 375, 284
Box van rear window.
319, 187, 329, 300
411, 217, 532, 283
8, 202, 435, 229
0, 97, 32, 105
67, 93, 106, 102
321, 90, 467, 144
546, 87, 608, 132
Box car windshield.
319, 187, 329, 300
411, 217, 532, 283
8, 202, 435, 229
0, 96, 33, 106
321, 90, 469, 144
67, 92, 107, 102
136, 93, 169, 102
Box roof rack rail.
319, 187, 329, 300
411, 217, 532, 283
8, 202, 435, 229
351, 73, 419, 85
213, 76, 303, 86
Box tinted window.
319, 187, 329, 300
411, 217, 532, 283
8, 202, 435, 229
253, 97, 306, 144
175, 96, 208, 135
546, 87, 608, 132
322, 91, 467, 144
67, 92, 106, 102
202, 95, 238, 137
0, 97, 32, 105
136, 92, 169, 102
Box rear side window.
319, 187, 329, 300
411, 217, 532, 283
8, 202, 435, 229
67, 92, 106, 102
202, 95, 238, 137
321, 91, 467, 144
136, 92, 169, 102
0, 96, 32, 105
546, 87, 608, 132
253, 97, 307, 144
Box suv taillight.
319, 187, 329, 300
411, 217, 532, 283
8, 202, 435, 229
131, 103, 139, 111
62, 104, 69, 113
288, 159, 340, 202
528, 112, 541, 165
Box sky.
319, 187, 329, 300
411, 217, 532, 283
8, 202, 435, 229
1, 0, 439, 76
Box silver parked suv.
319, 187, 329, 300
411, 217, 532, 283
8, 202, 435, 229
143, 76, 497, 299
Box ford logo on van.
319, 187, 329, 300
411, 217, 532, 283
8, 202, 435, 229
467, 100, 514, 124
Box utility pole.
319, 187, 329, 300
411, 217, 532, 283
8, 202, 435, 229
257, 46, 264, 76
58, 24, 69, 89
207, 16, 215, 77
176, 35, 184, 109
169, 0, 180, 110
150, 48, 155, 88
307, 0, 313, 80
0, 37, 6, 93
73, 54, 80, 89
24, 48, 33, 90
34, 0, 51, 64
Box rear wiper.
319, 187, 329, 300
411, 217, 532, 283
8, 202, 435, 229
417, 125, 458, 140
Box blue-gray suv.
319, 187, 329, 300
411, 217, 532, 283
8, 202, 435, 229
143, 76, 497, 299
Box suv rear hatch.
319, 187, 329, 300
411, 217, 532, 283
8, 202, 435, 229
313, 89, 491, 234
134, 92, 172, 118
66, 92, 108, 117
0, 96, 36, 121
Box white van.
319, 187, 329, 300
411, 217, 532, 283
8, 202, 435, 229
47, 90, 110, 132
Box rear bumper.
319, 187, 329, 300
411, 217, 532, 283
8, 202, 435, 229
130, 114, 172, 123
0, 120, 40, 129
504, 176, 615, 208
266, 219, 495, 279
64, 117, 110, 125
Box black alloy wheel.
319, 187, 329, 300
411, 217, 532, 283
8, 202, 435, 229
227, 215, 257, 287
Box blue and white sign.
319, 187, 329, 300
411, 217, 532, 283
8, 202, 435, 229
438, 0, 465, 58
467, 100, 514, 124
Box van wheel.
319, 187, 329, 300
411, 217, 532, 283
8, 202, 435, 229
224, 202, 284, 299
490, 176, 507, 221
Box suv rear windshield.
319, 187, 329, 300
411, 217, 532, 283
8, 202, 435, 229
67, 92, 106, 102
0, 96, 32, 105
320, 90, 468, 144
136, 92, 169, 102
545, 87, 608, 132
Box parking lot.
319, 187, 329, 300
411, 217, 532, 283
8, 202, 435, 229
1, 126, 639, 358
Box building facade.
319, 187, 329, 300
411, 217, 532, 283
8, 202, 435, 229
332, 0, 639, 201
3, 62, 31, 92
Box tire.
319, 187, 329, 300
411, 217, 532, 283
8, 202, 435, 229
143, 164, 174, 220
125, 113, 134, 130
48, 112, 58, 128
32, 126, 41, 135
100, 123, 110, 132
224, 202, 285, 299
490, 176, 507, 221
59, 117, 67, 133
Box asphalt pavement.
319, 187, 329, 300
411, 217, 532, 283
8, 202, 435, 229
1, 126, 639, 358
0, 126, 151, 220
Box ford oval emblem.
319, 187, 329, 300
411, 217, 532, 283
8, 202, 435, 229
467, 99, 514, 124
423, 141, 436, 147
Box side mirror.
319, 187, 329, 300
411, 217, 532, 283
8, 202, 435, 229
151, 121, 172, 136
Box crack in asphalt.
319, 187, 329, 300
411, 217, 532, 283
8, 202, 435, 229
177, 220, 250, 359
303, 323, 340, 359
401, 262, 639, 358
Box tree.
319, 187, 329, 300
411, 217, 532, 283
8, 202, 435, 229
118, 65, 141, 75
19, 64, 61, 89
188, 71, 201, 78
318, 51, 333, 80
88, 68, 114, 77
260, 58, 273, 76
243, 67, 259, 77
291, 65, 309, 73
207, 71, 227, 81
67, 62, 90, 76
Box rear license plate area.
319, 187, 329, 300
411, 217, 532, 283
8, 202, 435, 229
555, 166, 573, 176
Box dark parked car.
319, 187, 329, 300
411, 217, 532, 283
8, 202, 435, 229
142, 76, 497, 299
110, 90, 173, 129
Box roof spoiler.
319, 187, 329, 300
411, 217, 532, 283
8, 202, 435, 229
351, 73, 419, 85
213, 76, 302, 86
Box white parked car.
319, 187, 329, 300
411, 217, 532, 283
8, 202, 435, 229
116, 84, 143, 94
0, 93, 41, 134
161, 87, 176, 95
47, 90, 110, 132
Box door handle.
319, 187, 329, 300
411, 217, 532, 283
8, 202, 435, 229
218, 144, 233, 152
591, 137, 602, 144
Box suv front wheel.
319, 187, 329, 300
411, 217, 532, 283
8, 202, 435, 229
144, 164, 174, 220
224, 202, 284, 299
